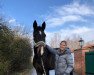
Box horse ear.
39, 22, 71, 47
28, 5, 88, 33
33, 20, 37, 29
42, 22, 46, 30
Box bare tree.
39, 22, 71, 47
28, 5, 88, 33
49, 32, 61, 48
49, 33, 82, 50
85, 40, 94, 46
65, 35, 81, 50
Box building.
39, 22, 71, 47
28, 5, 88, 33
74, 44, 94, 75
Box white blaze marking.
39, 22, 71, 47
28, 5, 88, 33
39, 31, 42, 35
41, 46, 44, 55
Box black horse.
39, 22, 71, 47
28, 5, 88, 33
33, 20, 73, 75
33, 20, 55, 75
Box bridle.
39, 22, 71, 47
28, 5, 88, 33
34, 41, 45, 55
33, 41, 46, 75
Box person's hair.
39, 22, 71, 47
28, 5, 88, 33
60, 40, 67, 46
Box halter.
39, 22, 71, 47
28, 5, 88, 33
33, 41, 46, 75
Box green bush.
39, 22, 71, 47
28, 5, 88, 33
0, 19, 33, 75
9, 37, 32, 73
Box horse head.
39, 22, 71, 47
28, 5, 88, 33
33, 20, 46, 43
33, 20, 46, 56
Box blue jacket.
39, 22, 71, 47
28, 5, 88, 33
46, 45, 73, 75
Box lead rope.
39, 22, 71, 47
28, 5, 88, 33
40, 46, 46, 75
41, 58, 46, 75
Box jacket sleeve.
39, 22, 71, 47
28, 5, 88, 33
64, 52, 73, 75
46, 45, 57, 55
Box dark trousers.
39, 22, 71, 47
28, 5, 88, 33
70, 70, 73, 75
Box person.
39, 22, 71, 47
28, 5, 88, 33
37, 40, 73, 75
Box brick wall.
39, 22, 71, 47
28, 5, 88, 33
74, 49, 89, 75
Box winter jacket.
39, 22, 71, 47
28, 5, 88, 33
46, 45, 73, 75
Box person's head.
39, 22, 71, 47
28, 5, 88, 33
60, 40, 67, 50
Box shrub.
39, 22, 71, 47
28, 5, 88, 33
0, 19, 33, 75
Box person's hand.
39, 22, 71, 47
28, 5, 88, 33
35, 41, 46, 47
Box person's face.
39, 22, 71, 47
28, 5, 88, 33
60, 42, 67, 50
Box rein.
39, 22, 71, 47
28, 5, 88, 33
33, 41, 46, 75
